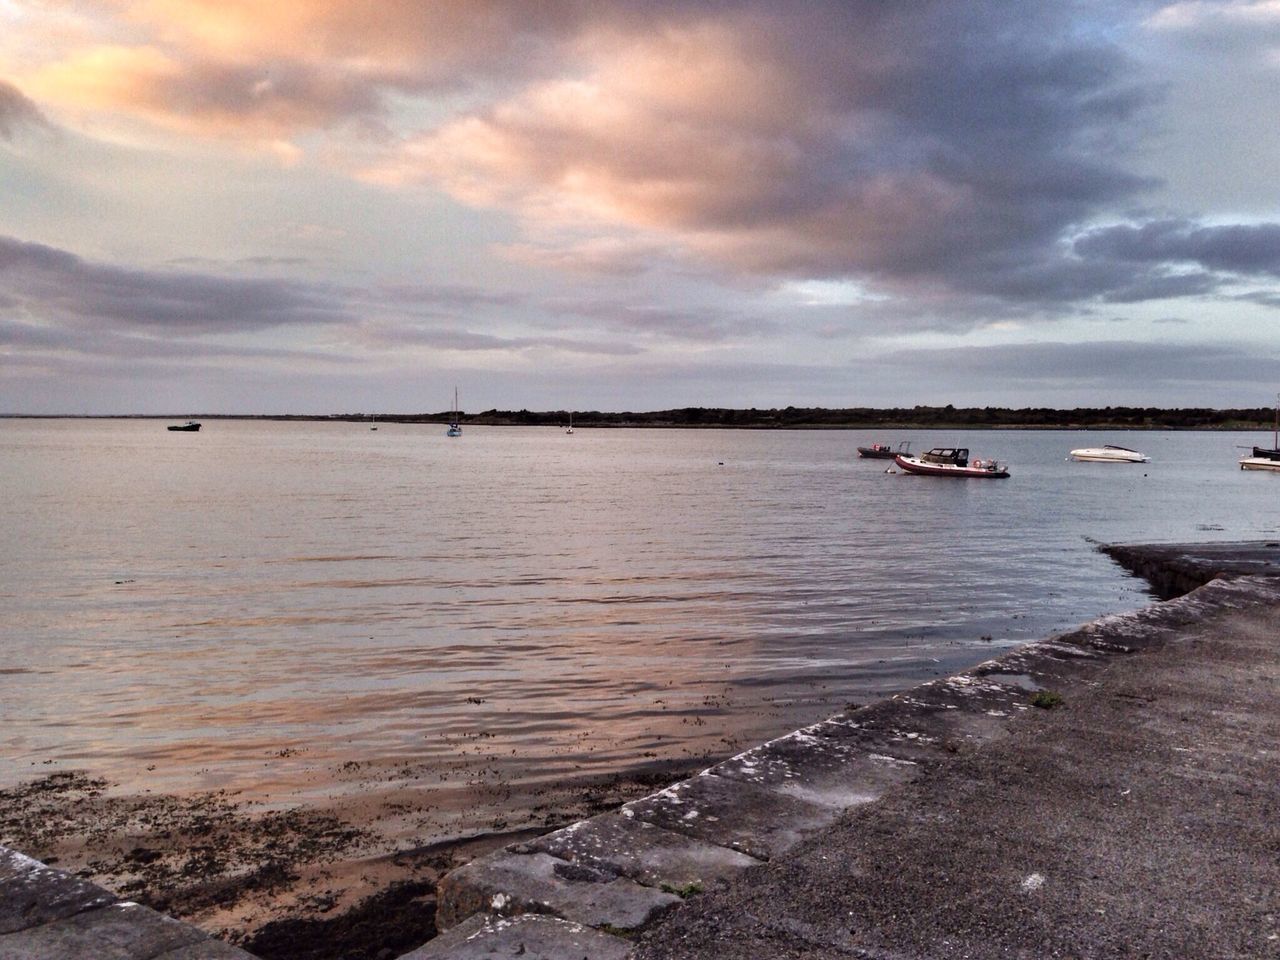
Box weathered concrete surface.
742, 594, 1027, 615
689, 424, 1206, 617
400, 913, 633, 960
634, 572, 1280, 959
1103, 539, 1280, 599
0, 847, 257, 960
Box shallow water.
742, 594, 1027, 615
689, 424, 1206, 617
1, 420, 1275, 825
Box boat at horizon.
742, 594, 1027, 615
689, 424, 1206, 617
895, 447, 1009, 479
857, 441, 909, 459
1069, 445, 1149, 463
446, 388, 462, 437
166, 421, 201, 432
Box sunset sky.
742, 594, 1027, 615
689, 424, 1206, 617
2, 0, 1278, 414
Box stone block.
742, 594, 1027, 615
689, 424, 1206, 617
435, 849, 678, 932
399, 912, 632, 960
528, 813, 761, 890
0, 901, 207, 960
157, 939, 262, 958
620, 773, 836, 862
0, 847, 117, 934
706, 724, 922, 809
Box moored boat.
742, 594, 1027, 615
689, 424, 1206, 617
895, 447, 1009, 479
1243, 394, 1280, 464
1233, 391, 1274, 465
1069, 445, 1148, 463
167, 421, 201, 432
446, 387, 462, 437
857, 441, 909, 459
1239, 456, 1280, 472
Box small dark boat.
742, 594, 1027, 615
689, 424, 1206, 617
857, 441, 910, 459
1251, 446, 1280, 461
895, 447, 1009, 479
167, 421, 201, 432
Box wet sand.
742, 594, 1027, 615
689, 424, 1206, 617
0, 762, 702, 959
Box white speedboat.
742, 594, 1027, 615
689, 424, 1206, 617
1069, 445, 1149, 463
895, 447, 1009, 479
1239, 456, 1280, 472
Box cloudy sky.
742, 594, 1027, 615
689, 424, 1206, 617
2, 0, 1278, 414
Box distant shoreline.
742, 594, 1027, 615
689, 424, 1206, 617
1, 406, 1275, 432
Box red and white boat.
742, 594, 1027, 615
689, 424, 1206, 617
895, 447, 1009, 479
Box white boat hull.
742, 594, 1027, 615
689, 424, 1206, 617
1069, 447, 1149, 463
1240, 457, 1280, 472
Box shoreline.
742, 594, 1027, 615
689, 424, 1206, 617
6, 540, 1279, 959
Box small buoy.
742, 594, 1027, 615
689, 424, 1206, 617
718, 461, 724, 466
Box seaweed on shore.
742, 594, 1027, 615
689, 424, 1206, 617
240, 881, 437, 960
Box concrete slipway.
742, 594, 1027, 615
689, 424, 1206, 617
3, 542, 1278, 959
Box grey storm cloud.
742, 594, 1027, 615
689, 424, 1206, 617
1075, 220, 1280, 278
379, 283, 524, 310
0, 81, 49, 140
554, 299, 779, 343
401, 0, 1168, 310
881, 339, 1280, 386
143, 59, 384, 132
0, 235, 349, 334
355, 321, 643, 356
0, 316, 351, 363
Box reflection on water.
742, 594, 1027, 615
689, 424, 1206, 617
2, 420, 1276, 829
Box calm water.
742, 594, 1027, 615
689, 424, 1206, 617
2, 419, 1276, 822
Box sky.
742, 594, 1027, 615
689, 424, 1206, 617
1, 0, 1278, 415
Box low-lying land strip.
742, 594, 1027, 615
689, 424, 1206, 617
6, 405, 1276, 430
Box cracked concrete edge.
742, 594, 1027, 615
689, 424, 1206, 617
424, 552, 1280, 958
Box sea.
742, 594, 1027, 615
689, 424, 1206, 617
2, 419, 1276, 832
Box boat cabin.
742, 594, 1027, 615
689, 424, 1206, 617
920, 447, 968, 466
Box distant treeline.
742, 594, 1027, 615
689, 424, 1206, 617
316, 404, 1276, 430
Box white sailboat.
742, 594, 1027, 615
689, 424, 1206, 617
446, 387, 461, 437
566, 410, 573, 435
